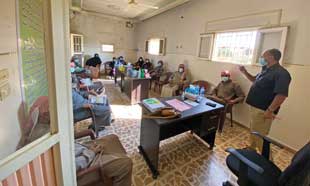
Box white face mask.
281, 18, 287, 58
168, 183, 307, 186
179, 68, 184, 73
221, 76, 229, 82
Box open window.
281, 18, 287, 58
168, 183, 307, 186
198, 26, 288, 65
253, 27, 288, 65
145, 38, 166, 56
198, 33, 214, 60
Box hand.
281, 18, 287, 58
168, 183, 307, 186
264, 110, 275, 120
238, 65, 247, 74
83, 104, 93, 109
227, 99, 236, 105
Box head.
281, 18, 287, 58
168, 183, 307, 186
138, 57, 144, 62
119, 56, 124, 61
221, 70, 230, 82
145, 58, 150, 63
157, 60, 163, 66
260, 49, 282, 66
94, 53, 99, 58
178, 64, 185, 73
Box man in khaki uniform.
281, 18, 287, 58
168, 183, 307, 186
239, 49, 291, 154
209, 70, 245, 132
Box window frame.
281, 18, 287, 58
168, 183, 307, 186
101, 44, 115, 53
198, 26, 288, 65
70, 33, 84, 55
145, 38, 166, 56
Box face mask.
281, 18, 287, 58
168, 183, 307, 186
179, 68, 184, 73
259, 57, 268, 66
221, 76, 229, 82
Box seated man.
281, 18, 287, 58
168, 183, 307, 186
161, 64, 190, 97
72, 88, 112, 130
75, 134, 132, 186
208, 70, 245, 132
149, 60, 164, 79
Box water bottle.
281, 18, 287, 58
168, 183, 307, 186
200, 87, 205, 97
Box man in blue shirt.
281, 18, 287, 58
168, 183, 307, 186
72, 89, 112, 131
239, 48, 291, 154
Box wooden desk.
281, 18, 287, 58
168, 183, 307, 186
138, 97, 224, 178
114, 68, 150, 104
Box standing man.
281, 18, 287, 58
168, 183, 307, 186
239, 48, 291, 154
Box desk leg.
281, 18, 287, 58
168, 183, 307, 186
201, 131, 216, 150
139, 118, 160, 179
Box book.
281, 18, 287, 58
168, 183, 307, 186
142, 98, 166, 113
89, 95, 107, 105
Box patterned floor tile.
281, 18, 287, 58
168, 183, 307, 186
75, 79, 294, 186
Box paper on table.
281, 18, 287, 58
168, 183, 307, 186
184, 100, 200, 107
165, 99, 192, 112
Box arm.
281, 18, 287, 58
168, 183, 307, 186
239, 66, 256, 82
265, 71, 291, 118
230, 84, 245, 104
264, 95, 287, 119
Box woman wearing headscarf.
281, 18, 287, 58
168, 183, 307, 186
161, 64, 190, 97
142, 58, 153, 71
134, 57, 144, 69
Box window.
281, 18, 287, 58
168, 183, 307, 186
101, 44, 114, 53
145, 38, 166, 55
70, 34, 83, 54
198, 27, 288, 65
212, 31, 257, 64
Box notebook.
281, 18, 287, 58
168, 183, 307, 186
142, 98, 166, 113
165, 99, 192, 112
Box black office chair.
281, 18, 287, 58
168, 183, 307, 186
223, 132, 310, 186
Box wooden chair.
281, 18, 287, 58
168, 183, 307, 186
153, 72, 173, 93
73, 107, 100, 137
104, 61, 113, 77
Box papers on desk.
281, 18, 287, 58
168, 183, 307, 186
81, 78, 93, 86
89, 95, 107, 105
165, 99, 192, 112
184, 100, 200, 107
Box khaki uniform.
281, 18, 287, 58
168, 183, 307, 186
210, 80, 245, 132
161, 71, 190, 97
77, 135, 132, 186
249, 106, 273, 152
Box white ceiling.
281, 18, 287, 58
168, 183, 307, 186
73, 0, 190, 21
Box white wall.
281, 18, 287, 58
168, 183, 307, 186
70, 12, 137, 64
135, 0, 310, 150
0, 0, 23, 159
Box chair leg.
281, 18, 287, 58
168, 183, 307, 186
230, 109, 233, 127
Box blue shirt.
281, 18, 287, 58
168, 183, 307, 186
246, 64, 291, 114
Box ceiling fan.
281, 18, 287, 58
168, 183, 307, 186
127, 0, 159, 9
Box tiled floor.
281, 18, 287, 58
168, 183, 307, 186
75, 79, 294, 186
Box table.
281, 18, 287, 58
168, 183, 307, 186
114, 68, 150, 104
138, 97, 224, 178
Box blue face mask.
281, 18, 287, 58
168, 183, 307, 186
259, 57, 268, 66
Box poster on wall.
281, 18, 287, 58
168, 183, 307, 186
18, 0, 49, 112
13, 0, 51, 153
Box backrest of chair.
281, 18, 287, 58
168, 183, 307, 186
193, 80, 210, 92
279, 142, 310, 186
